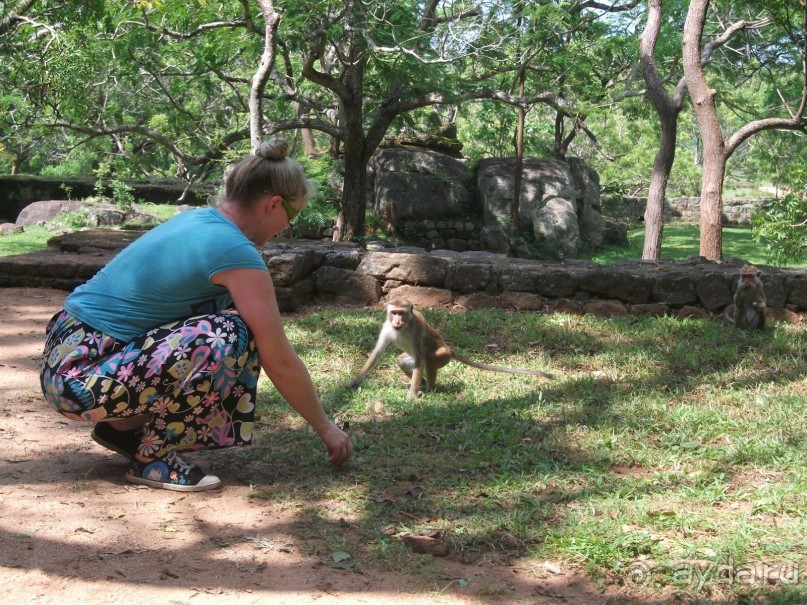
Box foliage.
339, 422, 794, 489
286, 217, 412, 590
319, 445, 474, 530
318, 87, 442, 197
752, 183, 807, 266
249, 307, 806, 602
292, 154, 340, 234
110, 179, 138, 215
1, 0, 805, 249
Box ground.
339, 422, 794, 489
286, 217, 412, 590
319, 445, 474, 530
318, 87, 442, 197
0, 287, 641, 605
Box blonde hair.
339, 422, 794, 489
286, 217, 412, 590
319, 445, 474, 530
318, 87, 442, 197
224, 138, 315, 213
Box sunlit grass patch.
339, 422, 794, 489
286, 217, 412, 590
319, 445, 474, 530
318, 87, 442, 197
245, 307, 806, 601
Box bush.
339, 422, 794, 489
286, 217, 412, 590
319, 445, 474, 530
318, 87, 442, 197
752, 168, 807, 266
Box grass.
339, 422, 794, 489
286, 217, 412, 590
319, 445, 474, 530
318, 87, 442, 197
239, 308, 806, 603
0, 201, 176, 256
0, 225, 53, 256
583, 224, 807, 268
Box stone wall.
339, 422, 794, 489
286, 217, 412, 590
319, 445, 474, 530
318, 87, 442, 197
602, 196, 768, 226
2, 230, 804, 324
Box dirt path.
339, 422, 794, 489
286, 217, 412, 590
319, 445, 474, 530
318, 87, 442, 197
0, 287, 627, 605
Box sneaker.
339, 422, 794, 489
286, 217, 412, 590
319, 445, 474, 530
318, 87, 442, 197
125, 451, 221, 492
92, 423, 142, 459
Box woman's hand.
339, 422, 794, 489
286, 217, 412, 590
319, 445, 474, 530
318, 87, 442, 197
318, 421, 353, 466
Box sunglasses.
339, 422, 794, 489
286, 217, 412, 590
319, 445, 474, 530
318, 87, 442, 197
280, 198, 301, 222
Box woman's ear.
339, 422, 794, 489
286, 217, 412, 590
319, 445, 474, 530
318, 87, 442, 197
260, 194, 280, 216
266, 194, 283, 213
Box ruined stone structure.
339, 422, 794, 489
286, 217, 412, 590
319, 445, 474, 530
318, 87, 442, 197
2, 230, 804, 325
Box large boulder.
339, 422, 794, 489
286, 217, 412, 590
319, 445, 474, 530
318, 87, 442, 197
369, 148, 474, 220
533, 196, 581, 260
16, 200, 84, 226
474, 156, 605, 259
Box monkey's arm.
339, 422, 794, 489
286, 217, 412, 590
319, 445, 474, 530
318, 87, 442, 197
347, 328, 391, 388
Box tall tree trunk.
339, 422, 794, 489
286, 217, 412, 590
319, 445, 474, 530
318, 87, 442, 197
512, 70, 527, 236
639, 0, 686, 260
512, 106, 524, 236
332, 44, 367, 242
249, 1, 280, 153
335, 145, 367, 241
683, 0, 724, 261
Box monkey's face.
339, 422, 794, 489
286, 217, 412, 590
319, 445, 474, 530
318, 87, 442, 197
388, 307, 410, 330
740, 270, 759, 288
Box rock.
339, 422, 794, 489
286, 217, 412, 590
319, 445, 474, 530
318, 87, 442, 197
677, 305, 710, 320
401, 535, 450, 557
455, 292, 500, 310
1, 223, 23, 235
356, 251, 450, 287
314, 266, 382, 305
630, 302, 669, 316
583, 299, 628, 318
16, 200, 84, 226
385, 285, 453, 308
499, 291, 544, 311
653, 272, 698, 305
579, 270, 653, 304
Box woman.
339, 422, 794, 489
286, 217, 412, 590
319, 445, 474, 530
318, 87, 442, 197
40, 138, 353, 492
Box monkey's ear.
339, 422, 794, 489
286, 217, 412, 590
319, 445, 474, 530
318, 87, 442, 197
757, 269, 763, 277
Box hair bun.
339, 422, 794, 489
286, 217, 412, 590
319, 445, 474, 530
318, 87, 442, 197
256, 138, 288, 160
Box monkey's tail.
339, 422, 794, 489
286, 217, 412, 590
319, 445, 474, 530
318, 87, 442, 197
452, 353, 555, 379
723, 306, 735, 324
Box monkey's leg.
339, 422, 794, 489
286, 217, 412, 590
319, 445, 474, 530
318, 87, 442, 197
424, 364, 438, 393
746, 307, 766, 331
397, 353, 422, 398
396, 353, 416, 378
424, 347, 451, 393
408, 365, 423, 399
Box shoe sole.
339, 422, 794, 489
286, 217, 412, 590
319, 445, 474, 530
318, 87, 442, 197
125, 473, 222, 492
91, 431, 134, 459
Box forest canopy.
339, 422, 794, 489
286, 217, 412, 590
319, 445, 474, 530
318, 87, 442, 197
1, 0, 805, 255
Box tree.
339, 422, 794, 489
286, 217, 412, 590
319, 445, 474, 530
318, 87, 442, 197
638, 0, 687, 259
284, 0, 568, 241
638, 0, 767, 260
683, 0, 807, 260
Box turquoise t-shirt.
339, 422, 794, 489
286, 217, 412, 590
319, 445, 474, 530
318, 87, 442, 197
64, 207, 268, 341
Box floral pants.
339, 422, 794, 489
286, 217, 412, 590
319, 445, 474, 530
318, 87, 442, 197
40, 310, 260, 458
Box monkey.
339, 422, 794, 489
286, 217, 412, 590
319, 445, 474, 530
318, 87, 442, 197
724, 265, 767, 331
348, 297, 554, 399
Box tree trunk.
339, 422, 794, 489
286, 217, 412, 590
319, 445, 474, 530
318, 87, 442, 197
249, 1, 280, 153
512, 70, 527, 236
642, 123, 676, 260
683, 0, 724, 261
698, 150, 725, 259
332, 43, 367, 242
296, 102, 317, 156
639, 0, 685, 260
512, 106, 524, 236
335, 147, 368, 241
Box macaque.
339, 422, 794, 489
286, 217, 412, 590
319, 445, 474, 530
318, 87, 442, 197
724, 265, 767, 331
348, 297, 554, 399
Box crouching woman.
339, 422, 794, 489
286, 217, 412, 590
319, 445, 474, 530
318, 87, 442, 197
40, 139, 352, 492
